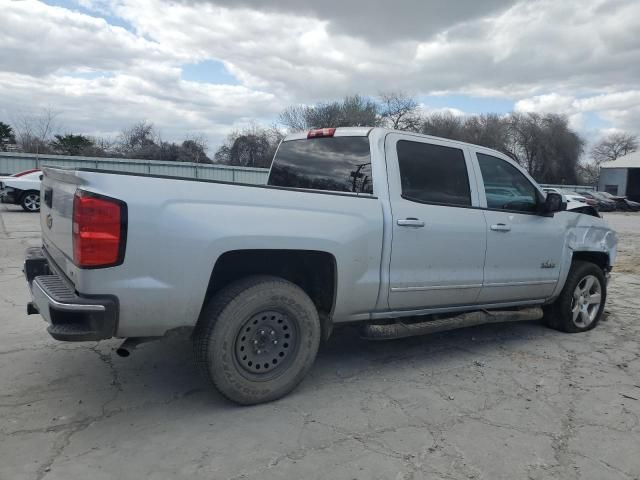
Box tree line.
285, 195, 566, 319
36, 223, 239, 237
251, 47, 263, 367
214, 93, 638, 184
0, 113, 211, 163
1, 93, 637, 184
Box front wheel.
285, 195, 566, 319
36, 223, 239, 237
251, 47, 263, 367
545, 261, 606, 333
20, 190, 40, 212
194, 275, 321, 405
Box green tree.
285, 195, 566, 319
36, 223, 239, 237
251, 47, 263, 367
0, 121, 16, 151
177, 137, 211, 163
51, 134, 95, 155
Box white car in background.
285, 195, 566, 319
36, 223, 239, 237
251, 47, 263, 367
542, 187, 595, 214
0, 169, 42, 212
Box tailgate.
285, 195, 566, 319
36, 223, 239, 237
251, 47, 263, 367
40, 168, 83, 282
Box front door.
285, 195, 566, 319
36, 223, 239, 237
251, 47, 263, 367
473, 151, 565, 303
386, 134, 487, 310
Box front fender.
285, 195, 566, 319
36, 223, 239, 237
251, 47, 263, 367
548, 214, 617, 302
567, 215, 618, 266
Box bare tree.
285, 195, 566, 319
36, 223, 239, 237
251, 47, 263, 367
214, 124, 283, 168
13, 109, 60, 154
378, 92, 421, 131
115, 121, 160, 159
577, 161, 600, 185
278, 105, 309, 132
590, 132, 638, 164
420, 111, 465, 141
279, 95, 381, 131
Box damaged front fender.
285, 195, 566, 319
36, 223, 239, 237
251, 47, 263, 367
567, 213, 618, 267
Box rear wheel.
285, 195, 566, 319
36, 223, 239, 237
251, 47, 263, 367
20, 190, 40, 212
194, 275, 321, 405
545, 261, 606, 333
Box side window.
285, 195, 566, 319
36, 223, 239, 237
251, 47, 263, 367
397, 140, 471, 206
477, 153, 539, 213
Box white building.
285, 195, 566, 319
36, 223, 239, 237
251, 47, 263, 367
598, 151, 640, 201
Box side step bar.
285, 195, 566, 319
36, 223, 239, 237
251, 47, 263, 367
361, 307, 543, 340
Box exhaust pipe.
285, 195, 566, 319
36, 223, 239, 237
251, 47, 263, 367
116, 337, 157, 357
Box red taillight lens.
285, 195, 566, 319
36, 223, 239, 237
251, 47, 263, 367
307, 128, 336, 139
73, 191, 125, 267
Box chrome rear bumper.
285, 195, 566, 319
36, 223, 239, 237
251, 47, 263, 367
24, 247, 118, 341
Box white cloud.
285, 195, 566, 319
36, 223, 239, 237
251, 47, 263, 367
515, 91, 640, 137
0, 0, 639, 147
0, 1, 181, 76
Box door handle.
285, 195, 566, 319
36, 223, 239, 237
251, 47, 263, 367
397, 218, 425, 228
490, 223, 511, 232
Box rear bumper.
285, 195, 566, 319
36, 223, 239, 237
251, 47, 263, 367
24, 247, 118, 341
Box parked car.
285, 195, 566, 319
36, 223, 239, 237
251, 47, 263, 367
563, 190, 599, 208
25, 127, 617, 404
542, 187, 596, 213
576, 191, 616, 212
0, 169, 42, 212
598, 191, 640, 212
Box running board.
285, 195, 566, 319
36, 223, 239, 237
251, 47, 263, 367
361, 307, 543, 340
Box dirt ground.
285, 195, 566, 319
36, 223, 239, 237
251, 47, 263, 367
603, 212, 640, 274
1, 206, 639, 480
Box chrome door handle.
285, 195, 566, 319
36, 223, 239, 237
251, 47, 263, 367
397, 218, 425, 227
490, 223, 511, 232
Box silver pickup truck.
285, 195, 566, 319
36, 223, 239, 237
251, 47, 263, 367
24, 127, 617, 404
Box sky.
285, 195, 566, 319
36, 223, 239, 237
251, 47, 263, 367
1, 0, 639, 150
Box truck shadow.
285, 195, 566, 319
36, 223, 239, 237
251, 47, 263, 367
10, 319, 561, 420
103, 319, 558, 408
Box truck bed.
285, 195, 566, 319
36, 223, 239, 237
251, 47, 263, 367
40, 167, 385, 337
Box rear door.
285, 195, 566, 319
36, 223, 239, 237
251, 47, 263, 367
385, 134, 487, 310
471, 151, 565, 302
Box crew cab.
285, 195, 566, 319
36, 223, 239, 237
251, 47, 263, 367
24, 127, 617, 404
0, 169, 42, 212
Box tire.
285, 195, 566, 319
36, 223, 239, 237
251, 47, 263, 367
20, 190, 40, 212
545, 261, 606, 333
194, 275, 321, 405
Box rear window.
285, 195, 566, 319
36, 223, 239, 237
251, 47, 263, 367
268, 137, 373, 194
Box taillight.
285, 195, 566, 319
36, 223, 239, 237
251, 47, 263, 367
307, 128, 336, 139
73, 191, 126, 268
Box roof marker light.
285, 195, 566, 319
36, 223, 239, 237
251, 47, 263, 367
307, 128, 336, 139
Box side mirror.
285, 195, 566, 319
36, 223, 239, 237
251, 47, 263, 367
543, 192, 566, 214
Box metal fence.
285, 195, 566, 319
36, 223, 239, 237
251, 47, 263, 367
539, 184, 596, 192
0, 152, 269, 185
1, 153, 599, 192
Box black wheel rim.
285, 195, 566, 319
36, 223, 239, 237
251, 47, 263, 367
234, 310, 298, 380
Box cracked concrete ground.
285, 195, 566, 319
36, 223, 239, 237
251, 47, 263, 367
1, 204, 639, 480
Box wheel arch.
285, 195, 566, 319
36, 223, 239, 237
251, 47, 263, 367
201, 249, 337, 340
572, 250, 611, 272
